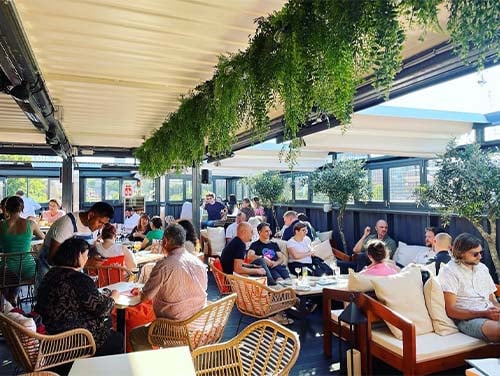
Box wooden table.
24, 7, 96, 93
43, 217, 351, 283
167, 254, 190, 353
69, 346, 196, 376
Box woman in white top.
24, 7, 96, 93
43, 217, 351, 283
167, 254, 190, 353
286, 222, 332, 277
95, 223, 136, 270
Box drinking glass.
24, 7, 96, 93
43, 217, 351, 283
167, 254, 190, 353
294, 266, 302, 279
133, 242, 141, 253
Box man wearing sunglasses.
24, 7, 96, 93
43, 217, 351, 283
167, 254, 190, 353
439, 233, 500, 342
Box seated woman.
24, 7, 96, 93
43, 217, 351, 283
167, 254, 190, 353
252, 196, 265, 217
177, 219, 201, 255
41, 198, 65, 225
0, 196, 45, 306
139, 216, 163, 250
287, 222, 332, 277
35, 238, 123, 356
239, 198, 255, 219
359, 240, 399, 276
94, 223, 136, 270
128, 213, 151, 242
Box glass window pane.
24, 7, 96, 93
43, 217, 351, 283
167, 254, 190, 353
49, 179, 62, 204
282, 177, 293, 202
312, 190, 329, 204
159, 176, 165, 202
294, 175, 308, 200
236, 180, 243, 200
105, 180, 120, 201
215, 179, 226, 200
168, 179, 184, 201
28, 178, 49, 203
85, 178, 102, 202
6, 177, 27, 196
426, 160, 439, 185
484, 125, 500, 141
369, 169, 384, 202
186, 180, 192, 200
202, 183, 212, 196
389, 165, 420, 202
140, 178, 155, 201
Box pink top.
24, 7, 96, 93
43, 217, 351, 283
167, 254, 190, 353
360, 262, 398, 276
42, 209, 65, 224
254, 207, 265, 216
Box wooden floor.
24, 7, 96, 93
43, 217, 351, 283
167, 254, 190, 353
1, 272, 469, 376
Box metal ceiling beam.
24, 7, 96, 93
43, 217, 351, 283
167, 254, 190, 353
0, 1, 72, 159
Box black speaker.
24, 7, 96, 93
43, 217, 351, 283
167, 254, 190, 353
201, 169, 210, 184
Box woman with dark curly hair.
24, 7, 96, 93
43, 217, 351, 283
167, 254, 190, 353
35, 237, 124, 356
177, 219, 200, 255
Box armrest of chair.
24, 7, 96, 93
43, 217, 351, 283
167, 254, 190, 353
37, 328, 96, 370
363, 294, 416, 365
332, 248, 351, 261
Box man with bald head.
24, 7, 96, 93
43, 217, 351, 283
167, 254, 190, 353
353, 219, 397, 259
429, 232, 452, 274
220, 222, 268, 279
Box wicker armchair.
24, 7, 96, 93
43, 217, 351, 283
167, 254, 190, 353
191, 319, 300, 376
147, 293, 236, 351
226, 273, 297, 332
0, 313, 95, 373
83, 264, 134, 287
208, 258, 232, 296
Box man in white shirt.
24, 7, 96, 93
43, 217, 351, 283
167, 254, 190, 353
439, 233, 500, 342
16, 190, 40, 219
225, 212, 246, 243
123, 206, 140, 234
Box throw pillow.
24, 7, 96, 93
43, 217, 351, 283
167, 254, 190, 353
347, 268, 383, 292
313, 240, 333, 261
271, 239, 289, 264
371, 267, 434, 339
317, 230, 333, 242
207, 227, 226, 256
423, 277, 458, 335
393, 241, 430, 266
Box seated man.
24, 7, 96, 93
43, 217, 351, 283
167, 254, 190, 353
225, 212, 246, 243
427, 232, 452, 274
413, 226, 447, 264
281, 210, 312, 241
248, 222, 290, 283
129, 224, 208, 351
220, 222, 274, 282
439, 233, 500, 342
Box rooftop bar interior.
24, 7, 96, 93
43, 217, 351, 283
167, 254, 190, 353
0, 1, 499, 375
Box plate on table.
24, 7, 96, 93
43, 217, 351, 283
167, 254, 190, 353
278, 279, 293, 286
294, 285, 312, 292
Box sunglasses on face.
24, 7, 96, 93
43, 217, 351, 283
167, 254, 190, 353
471, 251, 482, 257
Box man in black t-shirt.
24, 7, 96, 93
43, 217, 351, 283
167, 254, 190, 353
220, 222, 269, 279
248, 222, 290, 282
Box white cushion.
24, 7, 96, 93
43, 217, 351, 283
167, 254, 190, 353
206, 227, 226, 256
393, 241, 430, 266
423, 277, 458, 335
372, 326, 488, 362
371, 267, 434, 339
347, 268, 384, 292
271, 238, 289, 264
313, 240, 333, 261
318, 231, 333, 242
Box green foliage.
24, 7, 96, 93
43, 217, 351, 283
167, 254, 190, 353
417, 141, 500, 279
311, 159, 370, 251
245, 171, 285, 208
136, 0, 498, 176
418, 142, 500, 224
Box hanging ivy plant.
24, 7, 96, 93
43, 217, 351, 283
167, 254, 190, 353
136, 0, 499, 177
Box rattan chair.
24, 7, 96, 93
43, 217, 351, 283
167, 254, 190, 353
83, 264, 134, 287
0, 312, 95, 373
0, 251, 37, 310
208, 258, 232, 296
226, 273, 297, 332
147, 293, 236, 351
191, 319, 300, 376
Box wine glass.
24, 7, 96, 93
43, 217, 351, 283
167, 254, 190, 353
294, 266, 302, 277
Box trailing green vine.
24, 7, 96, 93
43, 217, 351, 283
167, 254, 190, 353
136, 0, 499, 177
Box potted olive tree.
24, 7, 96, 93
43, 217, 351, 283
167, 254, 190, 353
417, 142, 500, 280
311, 159, 370, 252
245, 171, 284, 230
